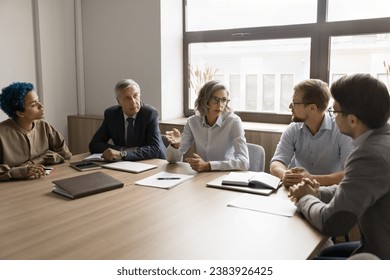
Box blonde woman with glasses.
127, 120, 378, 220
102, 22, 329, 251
165, 80, 249, 172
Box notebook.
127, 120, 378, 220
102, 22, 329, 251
206, 174, 277, 196
52, 172, 124, 199
222, 171, 281, 189
101, 161, 157, 173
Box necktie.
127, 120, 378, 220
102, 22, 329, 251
126, 117, 135, 147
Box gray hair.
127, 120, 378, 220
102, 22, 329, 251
114, 79, 141, 98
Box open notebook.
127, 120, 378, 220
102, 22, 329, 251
102, 161, 157, 173
207, 171, 281, 196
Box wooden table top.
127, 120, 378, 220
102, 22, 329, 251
0, 154, 326, 260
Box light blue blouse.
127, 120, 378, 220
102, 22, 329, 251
271, 113, 353, 174
166, 112, 249, 171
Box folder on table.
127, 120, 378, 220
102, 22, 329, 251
52, 172, 123, 199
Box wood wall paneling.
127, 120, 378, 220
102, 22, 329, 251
68, 116, 284, 172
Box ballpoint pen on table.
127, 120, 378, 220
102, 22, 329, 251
157, 177, 181, 180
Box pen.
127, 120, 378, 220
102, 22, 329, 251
157, 177, 181, 180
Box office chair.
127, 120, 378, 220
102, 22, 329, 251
247, 143, 265, 172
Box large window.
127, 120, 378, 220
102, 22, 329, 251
184, 0, 390, 123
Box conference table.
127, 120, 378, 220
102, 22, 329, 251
0, 154, 326, 260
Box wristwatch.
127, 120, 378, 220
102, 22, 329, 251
120, 150, 127, 160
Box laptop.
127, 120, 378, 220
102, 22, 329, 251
101, 161, 157, 173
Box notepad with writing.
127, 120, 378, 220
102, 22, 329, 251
222, 171, 281, 189
135, 171, 194, 189
52, 172, 124, 199
228, 193, 297, 217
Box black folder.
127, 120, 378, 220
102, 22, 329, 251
52, 172, 124, 199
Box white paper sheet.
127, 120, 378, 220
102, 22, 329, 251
135, 171, 194, 189
228, 193, 297, 217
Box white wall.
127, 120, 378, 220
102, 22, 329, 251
0, 0, 183, 140
36, 0, 78, 138
161, 0, 183, 120
0, 0, 78, 139
81, 0, 183, 120
0, 0, 37, 121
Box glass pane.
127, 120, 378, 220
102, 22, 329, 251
280, 74, 294, 113
329, 33, 390, 87
263, 74, 275, 112
246, 74, 258, 111
186, 0, 317, 31
328, 0, 390, 22
188, 38, 311, 113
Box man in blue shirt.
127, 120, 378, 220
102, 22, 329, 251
270, 79, 353, 187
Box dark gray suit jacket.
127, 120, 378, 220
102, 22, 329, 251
298, 123, 390, 259
89, 103, 166, 160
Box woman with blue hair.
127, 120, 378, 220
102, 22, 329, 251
0, 82, 71, 181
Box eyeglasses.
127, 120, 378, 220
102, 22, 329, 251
327, 107, 345, 116
209, 96, 230, 105
290, 101, 307, 107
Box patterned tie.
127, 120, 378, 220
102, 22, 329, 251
126, 117, 135, 147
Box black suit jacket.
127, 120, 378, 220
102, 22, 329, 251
89, 103, 166, 160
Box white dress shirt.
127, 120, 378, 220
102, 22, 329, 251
166, 112, 249, 171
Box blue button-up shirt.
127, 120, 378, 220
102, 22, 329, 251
271, 113, 353, 174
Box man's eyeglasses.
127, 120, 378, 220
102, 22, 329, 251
290, 101, 307, 107
327, 107, 345, 116
209, 96, 230, 105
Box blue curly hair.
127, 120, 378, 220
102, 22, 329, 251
0, 82, 34, 119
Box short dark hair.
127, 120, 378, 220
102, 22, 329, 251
294, 79, 330, 111
331, 74, 390, 129
194, 80, 231, 116
0, 82, 34, 119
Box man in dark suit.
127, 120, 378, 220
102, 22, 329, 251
89, 79, 166, 161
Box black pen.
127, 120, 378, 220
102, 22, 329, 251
157, 177, 181, 180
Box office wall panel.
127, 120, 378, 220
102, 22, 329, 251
0, 0, 37, 121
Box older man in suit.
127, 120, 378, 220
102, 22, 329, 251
89, 79, 166, 161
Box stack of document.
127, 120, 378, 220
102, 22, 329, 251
135, 171, 194, 189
